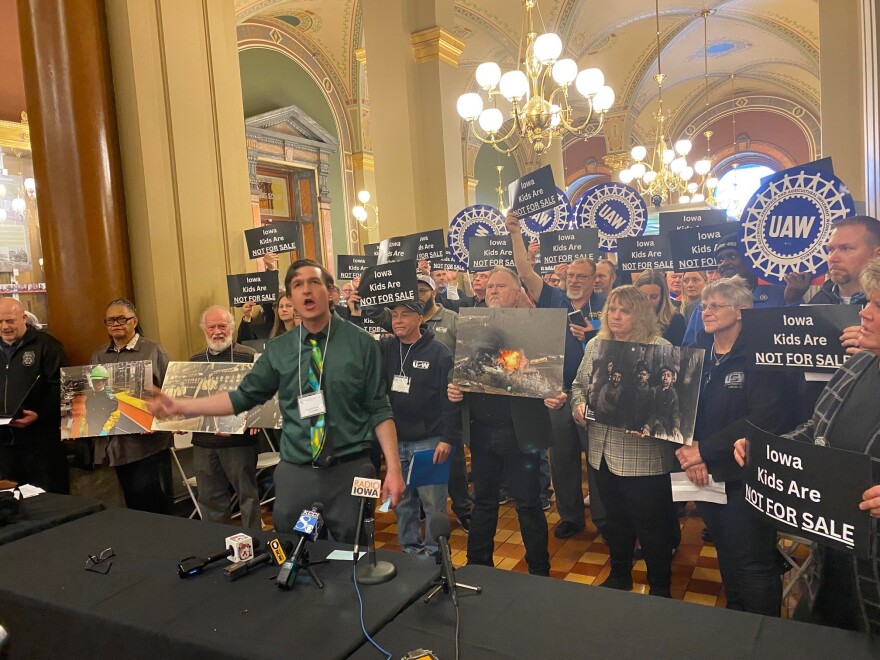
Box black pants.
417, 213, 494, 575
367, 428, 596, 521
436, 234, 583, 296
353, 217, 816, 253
697, 481, 781, 616
467, 421, 549, 575
115, 450, 172, 514
0, 440, 69, 494
447, 442, 473, 520
596, 459, 674, 594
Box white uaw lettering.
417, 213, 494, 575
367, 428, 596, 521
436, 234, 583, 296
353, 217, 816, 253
768, 215, 816, 239
598, 204, 626, 230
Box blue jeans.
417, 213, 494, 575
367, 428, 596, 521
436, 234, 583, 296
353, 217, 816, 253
396, 437, 450, 555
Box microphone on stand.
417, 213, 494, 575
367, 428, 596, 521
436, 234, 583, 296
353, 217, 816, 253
351, 464, 380, 561
277, 502, 325, 590
430, 517, 458, 605
351, 468, 397, 585
224, 538, 293, 581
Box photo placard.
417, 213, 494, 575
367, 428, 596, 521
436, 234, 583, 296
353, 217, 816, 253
508, 165, 559, 219
244, 221, 298, 259
616, 234, 674, 273
226, 271, 279, 307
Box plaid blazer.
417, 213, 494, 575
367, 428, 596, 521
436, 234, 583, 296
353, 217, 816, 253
785, 350, 880, 634
571, 335, 676, 477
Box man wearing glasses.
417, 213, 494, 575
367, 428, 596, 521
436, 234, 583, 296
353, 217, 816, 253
506, 213, 607, 539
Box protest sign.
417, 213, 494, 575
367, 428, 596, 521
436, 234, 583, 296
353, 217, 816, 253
519, 187, 573, 241
467, 235, 515, 272
659, 209, 729, 233
572, 182, 648, 250
742, 305, 861, 373
357, 259, 419, 308
616, 234, 674, 273
226, 271, 278, 307
336, 254, 377, 280
244, 222, 298, 259
667, 224, 729, 272
447, 204, 506, 270
364, 243, 380, 258
377, 229, 445, 264
743, 425, 873, 556
508, 165, 559, 219
538, 228, 600, 270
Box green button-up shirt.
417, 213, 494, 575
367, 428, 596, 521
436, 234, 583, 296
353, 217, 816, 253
229, 316, 392, 465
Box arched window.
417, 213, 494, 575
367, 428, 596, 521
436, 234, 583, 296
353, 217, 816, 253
713, 164, 776, 219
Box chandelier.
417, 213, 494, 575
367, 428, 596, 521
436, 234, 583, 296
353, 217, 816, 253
351, 190, 379, 231
455, 0, 614, 155
619, 1, 709, 203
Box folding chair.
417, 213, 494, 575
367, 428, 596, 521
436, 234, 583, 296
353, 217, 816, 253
171, 432, 202, 520
230, 429, 280, 520
778, 532, 815, 600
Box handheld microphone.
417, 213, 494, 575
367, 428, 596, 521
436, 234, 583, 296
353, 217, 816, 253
178, 535, 258, 579
430, 517, 458, 605
224, 538, 293, 581
351, 464, 381, 561
277, 502, 324, 590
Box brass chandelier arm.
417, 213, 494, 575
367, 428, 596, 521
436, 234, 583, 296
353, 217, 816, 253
467, 120, 522, 155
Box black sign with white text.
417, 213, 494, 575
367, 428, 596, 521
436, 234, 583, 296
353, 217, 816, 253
336, 254, 378, 280
668, 224, 729, 272
659, 209, 729, 233
364, 243, 380, 258
508, 165, 559, 219
742, 305, 861, 373
467, 235, 515, 272
226, 271, 279, 307
616, 234, 674, 273
357, 259, 419, 308
377, 229, 445, 264
244, 222, 298, 259
537, 228, 600, 272
743, 425, 873, 556
429, 250, 461, 272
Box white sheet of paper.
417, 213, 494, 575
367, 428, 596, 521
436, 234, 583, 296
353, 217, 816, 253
1, 484, 45, 499
670, 472, 727, 504
325, 550, 366, 561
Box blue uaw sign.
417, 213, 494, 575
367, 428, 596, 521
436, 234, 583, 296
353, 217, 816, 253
573, 182, 648, 251
520, 187, 573, 242
447, 205, 506, 270
739, 167, 855, 285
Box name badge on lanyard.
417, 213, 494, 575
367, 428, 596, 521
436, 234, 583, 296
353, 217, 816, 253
298, 391, 326, 418
392, 375, 411, 393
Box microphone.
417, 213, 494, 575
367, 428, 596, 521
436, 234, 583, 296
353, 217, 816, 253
355, 507, 397, 585
277, 502, 324, 590
430, 517, 458, 605
351, 464, 381, 561
178, 535, 258, 579
224, 538, 293, 581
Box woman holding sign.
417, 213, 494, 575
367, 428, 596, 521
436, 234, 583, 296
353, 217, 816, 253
676, 276, 799, 617
736, 259, 880, 633
570, 286, 676, 597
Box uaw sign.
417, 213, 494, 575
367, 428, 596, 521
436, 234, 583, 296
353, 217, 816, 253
739, 166, 856, 285
520, 187, 573, 242
447, 204, 506, 270
742, 306, 861, 373
573, 182, 648, 251
616, 234, 674, 273
743, 425, 873, 556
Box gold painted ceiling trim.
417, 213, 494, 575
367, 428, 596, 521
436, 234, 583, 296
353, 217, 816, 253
354, 48, 367, 64
411, 27, 464, 67
0, 113, 31, 153
351, 152, 374, 171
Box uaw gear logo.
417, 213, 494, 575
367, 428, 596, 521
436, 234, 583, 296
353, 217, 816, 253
739, 167, 855, 285
520, 188, 572, 242
22, 351, 35, 366
447, 205, 506, 270
573, 182, 648, 251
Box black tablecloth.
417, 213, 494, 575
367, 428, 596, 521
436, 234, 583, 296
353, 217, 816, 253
0, 492, 103, 546
0, 508, 439, 660
351, 565, 880, 660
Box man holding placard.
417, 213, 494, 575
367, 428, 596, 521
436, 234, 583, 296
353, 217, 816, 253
506, 211, 607, 539
735, 257, 880, 634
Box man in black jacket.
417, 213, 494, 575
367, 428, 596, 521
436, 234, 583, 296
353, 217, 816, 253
380, 300, 460, 556
0, 297, 68, 493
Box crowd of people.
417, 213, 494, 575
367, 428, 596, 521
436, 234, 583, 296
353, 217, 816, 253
1, 213, 880, 636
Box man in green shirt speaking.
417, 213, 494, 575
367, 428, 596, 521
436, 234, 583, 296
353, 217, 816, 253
151, 260, 405, 542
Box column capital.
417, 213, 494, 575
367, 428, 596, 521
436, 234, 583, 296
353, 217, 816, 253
411, 27, 464, 67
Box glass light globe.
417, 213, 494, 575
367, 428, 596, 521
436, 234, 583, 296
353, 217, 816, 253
681, 166, 694, 181
662, 149, 675, 165
692, 193, 705, 203
0, 209, 6, 222
533, 33, 563, 64
687, 182, 699, 193
499, 70, 529, 101
619, 169, 634, 183
707, 176, 719, 189
552, 59, 578, 86
475, 62, 502, 89
674, 139, 692, 156
0, 184, 5, 198
630, 162, 647, 178
23, 178, 36, 194
478, 108, 504, 134
679, 195, 691, 204
352, 205, 368, 221
575, 68, 604, 98
357, 190, 371, 204
456, 93, 484, 120
593, 85, 615, 112
630, 145, 647, 162
550, 104, 561, 128
670, 157, 686, 174
694, 159, 712, 175
643, 171, 658, 184
11, 197, 26, 213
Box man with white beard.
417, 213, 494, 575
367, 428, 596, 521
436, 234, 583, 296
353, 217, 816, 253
188, 305, 262, 529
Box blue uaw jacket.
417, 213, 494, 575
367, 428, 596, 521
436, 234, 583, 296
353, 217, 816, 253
379, 330, 462, 447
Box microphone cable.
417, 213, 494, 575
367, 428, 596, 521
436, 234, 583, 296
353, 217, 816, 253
454, 595, 461, 660
353, 563, 392, 660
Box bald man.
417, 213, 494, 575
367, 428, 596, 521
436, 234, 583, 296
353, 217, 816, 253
0, 297, 68, 492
